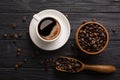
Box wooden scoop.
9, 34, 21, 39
55, 56, 116, 73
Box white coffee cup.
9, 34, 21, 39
29, 9, 71, 50
33, 14, 61, 43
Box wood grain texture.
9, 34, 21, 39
0, 0, 120, 80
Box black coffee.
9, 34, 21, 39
38, 17, 61, 40
38, 17, 57, 36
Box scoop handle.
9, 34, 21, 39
84, 65, 116, 73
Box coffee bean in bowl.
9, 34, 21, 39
75, 20, 109, 54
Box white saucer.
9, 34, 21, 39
29, 9, 71, 51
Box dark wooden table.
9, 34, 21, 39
0, 0, 120, 80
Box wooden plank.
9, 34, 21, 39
0, 5, 120, 13
0, 0, 120, 13
0, 68, 119, 80
1, 0, 120, 6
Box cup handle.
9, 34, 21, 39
33, 14, 40, 22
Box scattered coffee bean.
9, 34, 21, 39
112, 29, 116, 33
15, 64, 19, 69
16, 52, 21, 56
12, 23, 17, 29
71, 43, 74, 48
17, 48, 21, 52
22, 16, 26, 22
13, 34, 18, 39
65, 14, 68, 18
55, 57, 82, 73
92, 18, 96, 22
23, 58, 27, 63
71, 27, 73, 32
18, 33, 23, 38
3, 33, 8, 38
82, 20, 87, 24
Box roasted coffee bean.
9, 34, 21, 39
16, 52, 21, 56
71, 27, 73, 32
23, 58, 27, 63
56, 62, 60, 65
90, 23, 94, 26
92, 18, 96, 22
17, 48, 21, 52
22, 16, 26, 22
80, 34, 84, 37
3, 33, 8, 38
86, 33, 89, 37
112, 29, 116, 33
15, 64, 19, 69
81, 38, 84, 41
65, 14, 68, 18
83, 30, 86, 34
18, 33, 23, 38
82, 20, 87, 24
14, 34, 18, 39
12, 23, 17, 29
93, 33, 97, 36
71, 43, 74, 48
93, 44, 97, 48
101, 32, 105, 37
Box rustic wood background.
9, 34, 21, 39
0, 0, 120, 80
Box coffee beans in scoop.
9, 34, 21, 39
55, 57, 82, 73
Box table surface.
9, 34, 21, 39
0, 0, 120, 80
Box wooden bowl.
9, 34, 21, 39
75, 21, 109, 55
